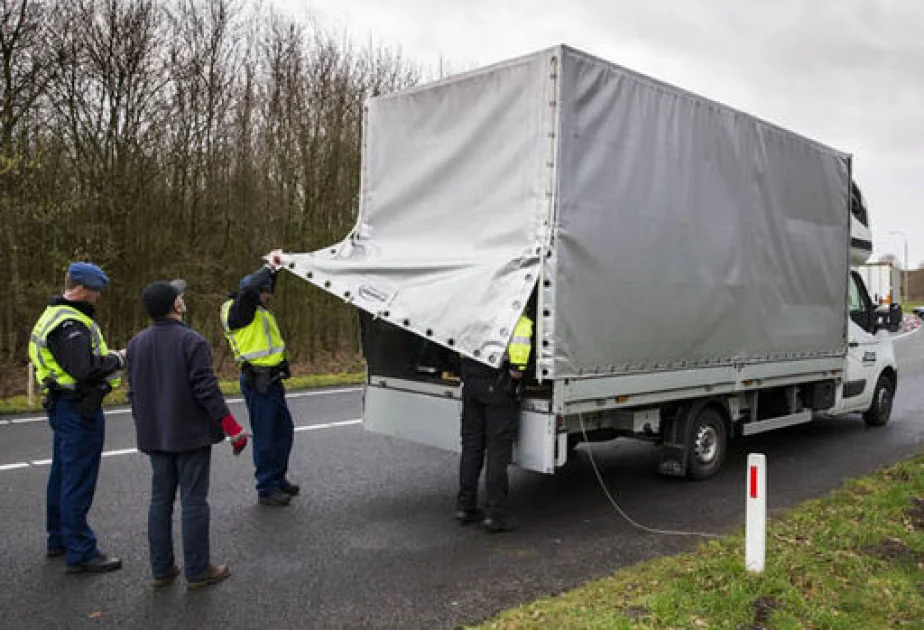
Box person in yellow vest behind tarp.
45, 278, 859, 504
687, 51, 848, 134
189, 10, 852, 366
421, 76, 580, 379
28, 262, 126, 573
220, 250, 297, 507
455, 311, 534, 534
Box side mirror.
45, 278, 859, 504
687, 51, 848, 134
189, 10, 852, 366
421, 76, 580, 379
864, 300, 878, 334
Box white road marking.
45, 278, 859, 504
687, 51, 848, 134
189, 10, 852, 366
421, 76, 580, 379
102, 448, 138, 458
0, 462, 29, 471
0, 418, 363, 472
296, 423, 332, 432
330, 419, 363, 427
293, 420, 362, 432
0, 387, 363, 425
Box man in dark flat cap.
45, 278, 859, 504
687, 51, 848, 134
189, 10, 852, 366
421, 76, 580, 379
127, 279, 248, 589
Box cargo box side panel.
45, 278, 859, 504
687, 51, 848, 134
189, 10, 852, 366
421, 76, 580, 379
548, 47, 850, 378
365, 385, 463, 454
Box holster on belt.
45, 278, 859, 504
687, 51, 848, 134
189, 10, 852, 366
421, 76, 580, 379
41, 378, 56, 412
45, 380, 110, 420
243, 360, 290, 395
74, 382, 111, 420
496, 369, 524, 403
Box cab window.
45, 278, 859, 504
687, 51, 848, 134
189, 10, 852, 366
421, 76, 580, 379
848, 275, 863, 314
848, 271, 873, 331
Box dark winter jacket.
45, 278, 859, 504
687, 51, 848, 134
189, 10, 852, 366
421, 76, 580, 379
126, 318, 229, 453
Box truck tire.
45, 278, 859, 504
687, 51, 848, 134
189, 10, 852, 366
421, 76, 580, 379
863, 373, 894, 427
687, 407, 727, 480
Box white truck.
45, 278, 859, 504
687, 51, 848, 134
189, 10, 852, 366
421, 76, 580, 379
280, 45, 897, 479
857, 261, 903, 332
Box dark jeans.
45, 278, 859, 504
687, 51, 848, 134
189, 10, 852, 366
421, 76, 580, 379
46, 398, 105, 564
240, 376, 294, 497
148, 447, 211, 580
458, 376, 518, 520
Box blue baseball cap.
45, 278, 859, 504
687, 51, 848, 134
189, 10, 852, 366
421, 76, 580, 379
67, 262, 110, 290
240, 272, 272, 293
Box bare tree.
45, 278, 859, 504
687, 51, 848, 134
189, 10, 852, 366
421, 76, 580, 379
0, 0, 58, 363
0, 0, 420, 392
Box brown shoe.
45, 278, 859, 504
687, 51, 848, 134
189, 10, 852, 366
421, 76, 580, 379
151, 565, 181, 587
187, 564, 230, 590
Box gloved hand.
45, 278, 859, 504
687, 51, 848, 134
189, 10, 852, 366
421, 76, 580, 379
220, 414, 249, 455
267, 249, 284, 271
110, 349, 127, 369
504, 370, 525, 402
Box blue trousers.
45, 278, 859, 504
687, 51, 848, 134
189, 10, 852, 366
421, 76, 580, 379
46, 399, 104, 564
148, 447, 211, 580
240, 376, 294, 497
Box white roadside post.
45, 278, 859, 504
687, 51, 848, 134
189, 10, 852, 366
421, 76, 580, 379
746, 453, 766, 573
27, 363, 35, 408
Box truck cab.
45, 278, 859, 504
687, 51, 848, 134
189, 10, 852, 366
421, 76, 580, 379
826, 187, 898, 424
825, 270, 898, 424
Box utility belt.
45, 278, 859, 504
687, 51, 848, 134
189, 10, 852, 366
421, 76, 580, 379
462, 366, 524, 402
242, 360, 290, 395
43, 379, 111, 420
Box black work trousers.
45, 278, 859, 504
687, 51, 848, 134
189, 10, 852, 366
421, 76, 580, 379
457, 375, 518, 519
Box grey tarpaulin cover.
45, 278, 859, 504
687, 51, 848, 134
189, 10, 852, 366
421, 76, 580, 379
282, 45, 850, 379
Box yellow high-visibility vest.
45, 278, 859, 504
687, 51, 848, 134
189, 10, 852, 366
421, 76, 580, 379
28, 305, 120, 390
507, 315, 533, 371
220, 299, 286, 367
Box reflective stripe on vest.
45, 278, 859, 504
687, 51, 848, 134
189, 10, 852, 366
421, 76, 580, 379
220, 300, 286, 367
27, 305, 120, 390
507, 315, 533, 371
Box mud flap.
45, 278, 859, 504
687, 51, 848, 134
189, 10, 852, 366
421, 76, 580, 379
657, 399, 719, 478
657, 408, 689, 477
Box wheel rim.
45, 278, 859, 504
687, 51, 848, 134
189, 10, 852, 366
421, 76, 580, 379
877, 383, 893, 419
694, 425, 718, 464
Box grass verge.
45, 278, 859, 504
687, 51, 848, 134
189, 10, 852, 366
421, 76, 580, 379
471, 454, 924, 629
0, 371, 365, 416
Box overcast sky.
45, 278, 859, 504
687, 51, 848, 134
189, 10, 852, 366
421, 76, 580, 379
276, 0, 922, 268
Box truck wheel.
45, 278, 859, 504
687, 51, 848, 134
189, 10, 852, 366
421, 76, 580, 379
863, 374, 894, 427
687, 407, 727, 480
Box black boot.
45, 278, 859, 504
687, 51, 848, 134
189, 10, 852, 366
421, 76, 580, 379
279, 482, 301, 496
66, 553, 122, 574
258, 490, 292, 507
454, 508, 484, 525
483, 516, 518, 534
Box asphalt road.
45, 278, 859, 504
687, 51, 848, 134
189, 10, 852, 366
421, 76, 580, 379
1, 329, 922, 629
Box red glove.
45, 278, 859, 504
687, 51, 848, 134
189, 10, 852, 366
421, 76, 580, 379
220, 414, 248, 456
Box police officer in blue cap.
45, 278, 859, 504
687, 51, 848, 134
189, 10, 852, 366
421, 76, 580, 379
28, 262, 125, 573
220, 250, 298, 506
